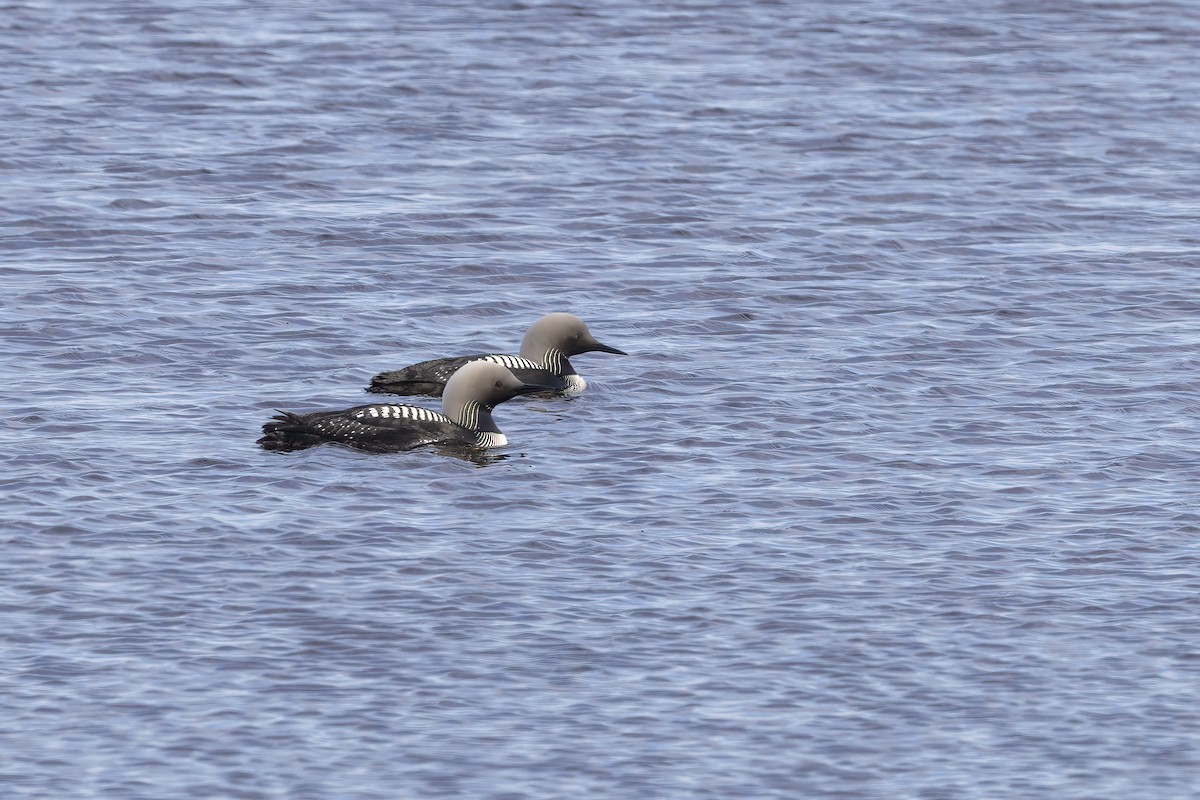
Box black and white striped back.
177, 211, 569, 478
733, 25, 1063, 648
479, 354, 543, 371
353, 404, 451, 424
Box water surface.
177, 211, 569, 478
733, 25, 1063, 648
3, 1, 1199, 798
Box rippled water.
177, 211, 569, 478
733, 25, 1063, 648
4, 1, 1200, 797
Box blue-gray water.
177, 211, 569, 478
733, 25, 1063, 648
3, 1, 1199, 797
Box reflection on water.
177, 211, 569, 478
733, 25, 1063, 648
433, 444, 515, 466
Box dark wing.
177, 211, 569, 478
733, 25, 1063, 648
367, 354, 491, 397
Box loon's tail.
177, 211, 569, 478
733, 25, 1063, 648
257, 410, 324, 451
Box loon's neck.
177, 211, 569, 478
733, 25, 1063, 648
452, 399, 500, 434
455, 401, 507, 448
538, 347, 575, 377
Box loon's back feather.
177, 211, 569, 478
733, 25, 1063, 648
369, 354, 559, 397
368, 354, 485, 397
257, 404, 472, 453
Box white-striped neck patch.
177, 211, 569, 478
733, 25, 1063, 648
542, 347, 567, 375
458, 399, 482, 430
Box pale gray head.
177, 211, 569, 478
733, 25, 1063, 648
517, 313, 626, 374
441, 361, 551, 432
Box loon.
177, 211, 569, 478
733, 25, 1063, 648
258, 361, 551, 453
367, 312, 625, 398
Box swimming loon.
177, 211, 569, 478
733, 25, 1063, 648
367, 312, 625, 398
258, 361, 551, 453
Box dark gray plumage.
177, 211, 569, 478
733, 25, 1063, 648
368, 313, 625, 398
258, 361, 550, 453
